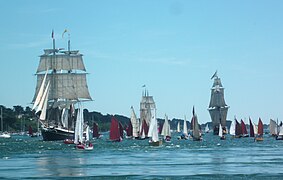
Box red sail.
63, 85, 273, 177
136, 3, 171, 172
28, 125, 33, 136
110, 117, 121, 141
119, 122, 124, 139
258, 118, 264, 135
125, 121, 133, 137
235, 119, 242, 136
140, 119, 149, 137
241, 120, 248, 135
93, 122, 100, 138
249, 118, 255, 137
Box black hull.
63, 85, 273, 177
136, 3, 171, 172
41, 128, 74, 141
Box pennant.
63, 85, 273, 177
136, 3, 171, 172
62, 29, 68, 38
51, 29, 54, 39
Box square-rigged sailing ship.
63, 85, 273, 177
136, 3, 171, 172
32, 32, 92, 141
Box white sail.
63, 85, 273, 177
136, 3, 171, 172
130, 106, 139, 138
192, 115, 201, 139
254, 124, 258, 135
37, 54, 86, 73
218, 124, 223, 137
177, 121, 180, 132
183, 116, 188, 135
86, 125, 90, 141
161, 114, 171, 137
229, 119, 236, 136
148, 108, 158, 142
61, 108, 69, 128
205, 124, 209, 133
74, 106, 84, 144
39, 82, 50, 120
279, 126, 283, 136
32, 70, 48, 110
36, 81, 50, 113
269, 119, 278, 135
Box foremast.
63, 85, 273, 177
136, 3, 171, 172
208, 71, 229, 134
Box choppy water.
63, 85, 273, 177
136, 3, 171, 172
1, 133, 283, 179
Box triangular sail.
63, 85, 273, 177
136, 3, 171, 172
229, 119, 236, 135
258, 118, 263, 136
183, 116, 188, 135
269, 119, 278, 135
32, 70, 48, 110
241, 120, 248, 136
161, 114, 171, 137
86, 125, 90, 141
192, 107, 201, 140
130, 106, 139, 138
177, 121, 180, 132
148, 108, 159, 142
109, 117, 121, 141
249, 118, 255, 137
235, 119, 242, 136
218, 124, 223, 137
74, 106, 84, 144
39, 81, 51, 120
36, 81, 50, 113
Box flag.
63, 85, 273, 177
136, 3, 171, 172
192, 106, 195, 116
142, 84, 146, 88
211, 70, 218, 79
51, 29, 54, 39
62, 29, 68, 38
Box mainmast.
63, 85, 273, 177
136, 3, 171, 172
208, 71, 229, 135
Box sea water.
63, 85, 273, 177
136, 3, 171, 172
0, 133, 283, 179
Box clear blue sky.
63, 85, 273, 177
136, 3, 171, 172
1, 1, 283, 124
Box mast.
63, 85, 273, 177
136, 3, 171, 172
208, 71, 229, 134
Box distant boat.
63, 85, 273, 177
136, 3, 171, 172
241, 120, 249, 137
229, 118, 236, 136
205, 124, 210, 133
235, 118, 242, 138
177, 121, 181, 133
32, 31, 92, 141
208, 71, 229, 135
179, 116, 189, 140
0, 107, 11, 139
276, 124, 283, 140
75, 106, 93, 150
249, 118, 255, 138
130, 106, 139, 139
219, 123, 225, 140
192, 107, 202, 141
125, 120, 133, 138
161, 114, 171, 142
255, 118, 264, 141
139, 89, 155, 139
148, 106, 162, 146
270, 119, 278, 136
92, 122, 102, 139
28, 126, 38, 137
109, 117, 123, 142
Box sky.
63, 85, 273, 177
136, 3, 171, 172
1, 0, 283, 124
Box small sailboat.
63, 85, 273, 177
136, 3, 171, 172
161, 114, 171, 142
28, 126, 38, 137
235, 118, 242, 138
229, 118, 236, 137
177, 121, 181, 133
125, 120, 133, 139
270, 119, 278, 136
130, 106, 140, 139
219, 124, 225, 140
75, 106, 93, 150
255, 118, 264, 141
205, 124, 210, 133
249, 118, 255, 138
92, 122, 102, 139
192, 107, 202, 141
241, 120, 249, 137
0, 107, 11, 139
109, 117, 123, 142
148, 107, 162, 146
276, 123, 283, 140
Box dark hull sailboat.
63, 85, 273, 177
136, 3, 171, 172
32, 31, 92, 141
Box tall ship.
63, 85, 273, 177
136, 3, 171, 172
208, 71, 229, 135
32, 31, 92, 141
139, 89, 156, 138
